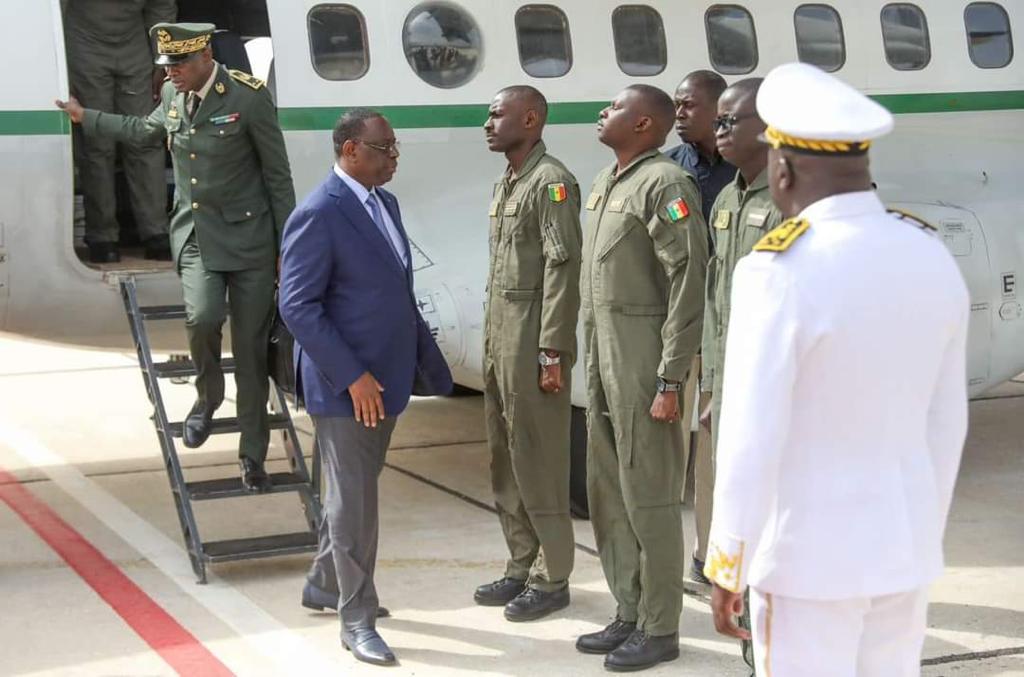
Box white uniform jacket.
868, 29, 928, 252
705, 190, 970, 600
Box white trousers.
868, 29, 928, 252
749, 586, 929, 677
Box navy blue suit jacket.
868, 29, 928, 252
278, 171, 453, 417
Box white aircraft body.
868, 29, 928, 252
2, 0, 1022, 412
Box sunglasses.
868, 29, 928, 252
357, 139, 402, 156
713, 112, 758, 133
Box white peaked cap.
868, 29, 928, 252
757, 62, 894, 154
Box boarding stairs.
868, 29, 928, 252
119, 275, 321, 583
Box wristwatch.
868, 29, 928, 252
538, 351, 561, 367
656, 376, 681, 393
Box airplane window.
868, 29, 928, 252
612, 5, 667, 76
308, 4, 369, 81
794, 4, 845, 72
705, 5, 759, 74
880, 4, 931, 70
515, 5, 573, 78
965, 3, 1013, 68
403, 2, 482, 88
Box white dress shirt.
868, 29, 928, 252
333, 164, 408, 268
706, 190, 969, 600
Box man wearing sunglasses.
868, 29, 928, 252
279, 108, 452, 666
56, 22, 295, 493
697, 77, 782, 673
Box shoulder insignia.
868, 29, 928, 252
228, 69, 265, 90
665, 198, 690, 222
214, 81, 226, 95
753, 217, 811, 252
547, 182, 567, 203
888, 208, 937, 231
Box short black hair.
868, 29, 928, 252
625, 84, 676, 136
496, 85, 548, 123
725, 77, 763, 105
679, 69, 728, 101
332, 108, 384, 156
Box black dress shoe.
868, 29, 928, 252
576, 617, 637, 654
88, 242, 120, 263
504, 586, 570, 622
143, 235, 172, 261
240, 457, 272, 493
301, 581, 390, 617
474, 577, 526, 606
690, 556, 712, 586
604, 630, 679, 672
342, 627, 396, 666
182, 401, 214, 448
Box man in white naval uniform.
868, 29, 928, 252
704, 62, 970, 677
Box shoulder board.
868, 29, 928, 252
888, 208, 937, 231
228, 69, 265, 90
753, 217, 811, 253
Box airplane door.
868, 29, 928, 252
888, 202, 991, 390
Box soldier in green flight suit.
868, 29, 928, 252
62, 0, 177, 263
700, 79, 782, 447
697, 77, 781, 677
56, 23, 295, 491
575, 85, 708, 672
474, 86, 582, 622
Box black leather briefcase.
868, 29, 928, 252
267, 303, 297, 400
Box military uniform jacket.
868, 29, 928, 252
81, 65, 296, 271
485, 141, 582, 369
700, 170, 782, 393
705, 191, 970, 600
581, 150, 708, 381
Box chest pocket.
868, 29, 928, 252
597, 198, 641, 261
211, 121, 243, 138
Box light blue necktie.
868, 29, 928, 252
365, 192, 404, 267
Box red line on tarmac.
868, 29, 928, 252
0, 468, 234, 677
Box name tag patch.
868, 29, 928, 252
746, 209, 768, 227
586, 192, 602, 210
488, 200, 499, 217
607, 199, 626, 213
503, 201, 520, 216
713, 210, 732, 230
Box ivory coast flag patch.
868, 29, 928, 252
548, 183, 568, 203
666, 198, 690, 222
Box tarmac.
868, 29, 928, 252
0, 332, 1021, 676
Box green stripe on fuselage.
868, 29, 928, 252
2, 90, 1023, 135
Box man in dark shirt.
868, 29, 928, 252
665, 70, 734, 593
666, 70, 735, 228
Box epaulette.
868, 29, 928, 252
753, 217, 810, 253
888, 208, 937, 231
228, 69, 265, 90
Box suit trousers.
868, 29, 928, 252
307, 415, 397, 631
67, 33, 168, 244
178, 237, 275, 462
750, 586, 929, 677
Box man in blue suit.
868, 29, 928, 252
278, 108, 452, 667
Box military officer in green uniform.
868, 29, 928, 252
700, 79, 782, 447
698, 78, 781, 676
475, 86, 582, 622
62, 0, 177, 263
56, 23, 296, 491
575, 85, 708, 672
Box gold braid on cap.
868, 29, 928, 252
764, 126, 871, 155
157, 29, 211, 56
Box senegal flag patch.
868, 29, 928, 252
548, 183, 567, 203
666, 198, 690, 222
